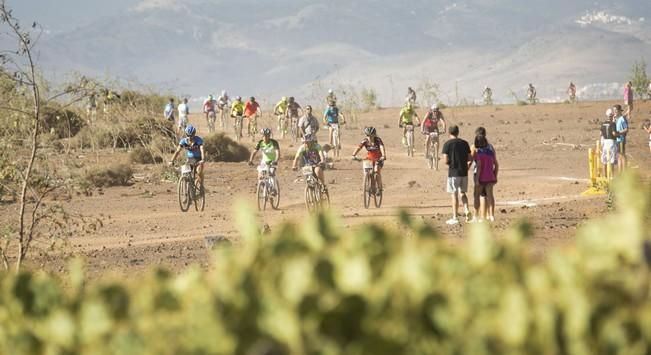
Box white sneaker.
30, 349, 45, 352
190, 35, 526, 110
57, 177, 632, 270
446, 217, 459, 225
488, 216, 495, 222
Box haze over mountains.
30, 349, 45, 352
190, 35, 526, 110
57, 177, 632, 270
10, 0, 651, 105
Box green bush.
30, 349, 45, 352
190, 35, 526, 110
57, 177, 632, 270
203, 133, 250, 162
0, 175, 650, 354
82, 163, 133, 187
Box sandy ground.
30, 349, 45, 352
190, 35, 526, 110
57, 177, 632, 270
4, 100, 651, 278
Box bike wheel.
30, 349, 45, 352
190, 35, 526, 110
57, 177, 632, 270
194, 183, 205, 212
373, 174, 383, 208
177, 177, 192, 212
363, 172, 371, 209
256, 181, 267, 211
305, 185, 317, 212
270, 177, 280, 210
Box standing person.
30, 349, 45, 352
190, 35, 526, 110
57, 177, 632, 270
441, 125, 471, 225
600, 108, 619, 178
527, 83, 537, 104
406, 87, 417, 104
624, 81, 634, 121
177, 98, 190, 134
647, 81, 651, 101
164, 98, 175, 122
244, 96, 262, 138
298, 105, 320, 138
86, 93, 97, 122
471, 130, 498, 222
568, 82, 577, 103
482, 86, 493, 105
642, 119, 651, 155
323, 101, 345, 148
614, 104, 629, 173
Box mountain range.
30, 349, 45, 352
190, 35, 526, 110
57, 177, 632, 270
9, 0, 651, 105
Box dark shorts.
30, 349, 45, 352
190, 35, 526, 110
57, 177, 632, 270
618, 141, 626, 155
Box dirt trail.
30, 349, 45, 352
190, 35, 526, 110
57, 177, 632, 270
8, 100, 651, 276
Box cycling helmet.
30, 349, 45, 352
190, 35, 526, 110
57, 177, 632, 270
209, 94, 214, 100
302, 134, 314, 143
364, 126, 376, 136
288, 96, 295, 102
250, 96, 255, 101
235, 96, 242, 101
261, 128, 272, 136
430, 104, 438, 111
221, 90, 227, 96
406, 102, 413, 109
185, 125, 197, 137
328, 89, 333, 94
605, 108, 613, 117
281, 96, 287, 102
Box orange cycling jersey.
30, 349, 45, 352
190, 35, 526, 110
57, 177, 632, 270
358, 136, 384, 161
245, 101, 260, 117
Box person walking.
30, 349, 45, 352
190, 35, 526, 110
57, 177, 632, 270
613, 104, 629, 173
441, 125, 471, 225
624, 81, 634, 122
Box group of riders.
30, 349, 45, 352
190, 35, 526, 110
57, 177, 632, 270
480, 82, 579, 105
167, 87, 454, 206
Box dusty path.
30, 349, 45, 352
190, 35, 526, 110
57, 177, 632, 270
7, 100, 651, 277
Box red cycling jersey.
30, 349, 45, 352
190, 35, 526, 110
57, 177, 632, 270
358, 136, 384, 161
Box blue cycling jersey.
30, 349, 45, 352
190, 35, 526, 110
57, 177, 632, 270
179, 137, 204, 159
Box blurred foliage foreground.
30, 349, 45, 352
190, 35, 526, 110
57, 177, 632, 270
1, 174, 651, 355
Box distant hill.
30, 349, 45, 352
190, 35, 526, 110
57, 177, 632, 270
20, 0, 651, 105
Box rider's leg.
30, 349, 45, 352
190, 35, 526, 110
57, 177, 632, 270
315, 166, 326, 189
328, 126, 334, 146
196, 162, 205, 187
375, 165, 383, 192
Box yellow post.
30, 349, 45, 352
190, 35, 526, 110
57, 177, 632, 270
595, 139, 602, 179
588, 148, 595, 186
606, 148, 612, 180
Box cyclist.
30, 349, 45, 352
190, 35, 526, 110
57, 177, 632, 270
287, 96, 303, 137
398, 102, 420, 146
203, 94, 217, 127
217, 90, 229, 108
527, 83, 537, 104
326, 89, 337, 105
274, 96, 289, 133
406, 87, 417, 104
298, 105, 320, 137
352, 126, 386, 196
482, 86, 492, 105
249, 128, 280, 182
169, 125, 206, 188
323, 100, 345, 148
421, 103, 447, 154
231, 96, 245, 137
567, 82, 577, 102
292, 134, 327, 192
164, 98, 175, 122
178, 98, 190, 134
245, 96, 262, 136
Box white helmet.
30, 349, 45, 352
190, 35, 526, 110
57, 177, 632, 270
328, 89, 333, 94
605, 108, 613, 117
221, 90, 227, 96
430, 104, 438, 111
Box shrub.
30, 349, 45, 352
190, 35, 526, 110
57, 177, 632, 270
40, 105, 85, 139
203, 133, 250, 162
361, 87, 378, 111
82, 163, 133, 187
72, 116, 175, 150
0, 174, 649, 354
129, 147, 162, 164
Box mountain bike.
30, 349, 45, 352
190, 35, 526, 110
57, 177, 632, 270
218, 103, 228, 129
289, 115, 300, 143
404, 124, 415, 157
233, 115, 244, 142
328, 122, 342, 158
206, 111, 216, 133
301, 164, 329, 213
353, 157, 382, 208
424, 131, 439, 170
256, 162, 280, 211
247, 115, 258, 142
177, 162, 205, 212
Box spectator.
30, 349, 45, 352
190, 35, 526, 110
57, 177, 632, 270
442, 125, 471, 225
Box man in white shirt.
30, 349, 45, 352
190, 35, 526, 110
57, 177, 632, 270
177, 98, 190, 134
